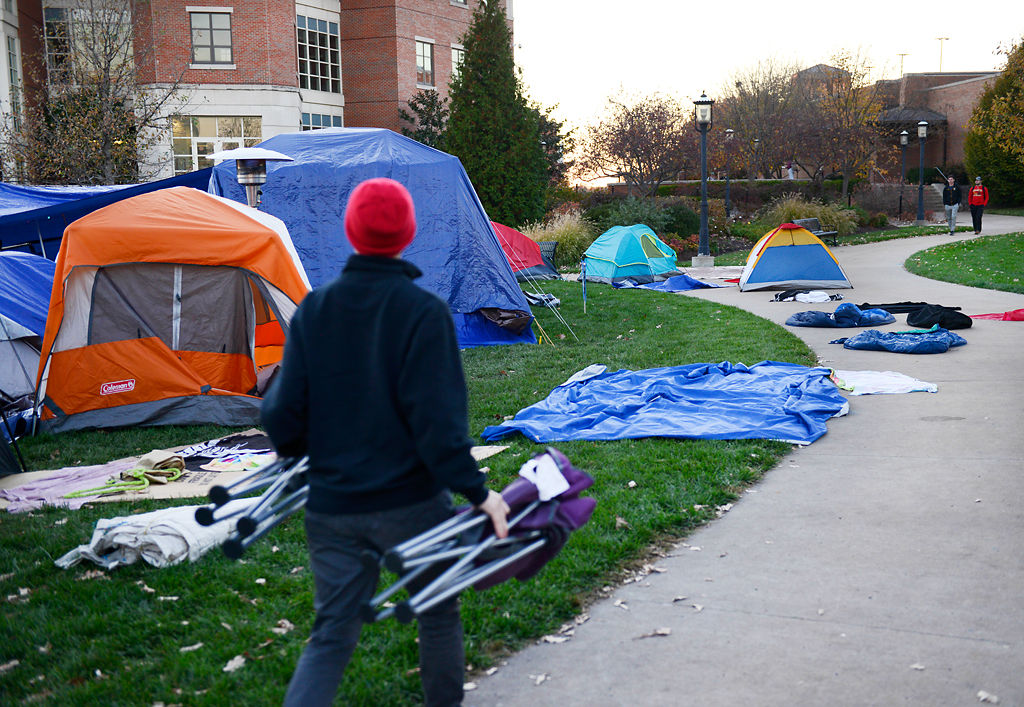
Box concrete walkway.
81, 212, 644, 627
469, 217, 1024, 706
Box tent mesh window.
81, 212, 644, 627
88, 264, 254, 356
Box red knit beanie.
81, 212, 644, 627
344, 178, 416, 256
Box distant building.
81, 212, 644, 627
7, 0, 507, 181
876, 72, 998, 170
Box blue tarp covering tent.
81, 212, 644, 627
482, 361, 848, 446
0, 252, 56, 404
209, 128, 534, 348
0, 169, 213, 258
582, 224, 682, 284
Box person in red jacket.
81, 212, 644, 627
968, 176, 990, 234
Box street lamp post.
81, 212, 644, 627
724, 128, 734, 219
693, 92, 714, 265
898, 130, 908, 220
915, 121, 928, 226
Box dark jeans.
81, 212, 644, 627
284, 492, 464, 707
970, 204, 985, 232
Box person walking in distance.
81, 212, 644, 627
942, 176, 962, 235
262, 177, 510, 707
968, 176, 990, 234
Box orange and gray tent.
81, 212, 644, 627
738, 223, 852, 291
35, 187, 311, 433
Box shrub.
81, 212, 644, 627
520, 208, 595, 269
869, 212, 890, 228
584, 197, 669, 234
661, 201, 700, 236
757, 193, 859, 236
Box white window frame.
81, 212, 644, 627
187, 6, 235, 68
451, 42, 465, 81
415, 37, 434, 88
171, 114, 261, 175
296, 13, 341, 94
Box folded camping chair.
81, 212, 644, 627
361, 447, 596, 624
195, 456, 309, 558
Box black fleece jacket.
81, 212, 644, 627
261, 255, 488, 514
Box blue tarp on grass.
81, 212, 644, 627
611, 273, 727, 292
481, 361, 848, 445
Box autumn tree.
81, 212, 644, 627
965, 37, 1024, 205
576, 91, 696, 197
716, 58, 803, 181
445, 0, 548, 225
797, 50, 885, 199
0, 0, 185, 184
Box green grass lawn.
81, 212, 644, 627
904, 232, 1024, 295
1, 279, 816, 706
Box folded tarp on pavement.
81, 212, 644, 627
786, 303, 895, 328
830, 328, 967, 354
611, 273, 726, 292
830, 370, 937, 395
481, 361, 848, 446
55, 498, 257, 570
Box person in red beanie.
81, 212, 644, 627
262, 177, 509, 707
968, 176, 990, 234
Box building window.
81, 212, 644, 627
296, 15, 340, 94
416, 40, 434, 87
451, 44, 465, 80
3, 0, 14, 13
190, 11, 233, 64
301, 113, 342, 131
6, 35, 19, 130
451, 0, 468, 6
43, 7, 71, 79
171, 115, 261, 174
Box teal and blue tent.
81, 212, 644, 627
209, 128, 534, 348
582, 224, 681, 284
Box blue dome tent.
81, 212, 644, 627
582, 224, 681, 284
209, 128, 534, 348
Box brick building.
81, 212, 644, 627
7, 0, 507, 180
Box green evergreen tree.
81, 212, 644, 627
398, 90, 449, 151
446, 1, 547, 226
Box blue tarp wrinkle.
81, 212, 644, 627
481, 361, 848, 446
786, 303, 895, 328
829, 327, 967, 354
611, 273, 727, 292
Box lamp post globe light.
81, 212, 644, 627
724, 128, 734, 219
693, 92, 714, 266
899, 130, 909, 220
208, 146, 294, 209
915, 121, 928, 226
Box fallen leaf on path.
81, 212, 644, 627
464, 682, 478, 691
486, 667, 499, 676
77, 569, 108, 581
541, 634, 569, 644
691, 604, 704, 612
530, 673, 549, 685
634, 627, 672, 640
910, 663, 925, 671
977, 690, 999, 703
136, 581, 156, 594
37, 643, 51, 654
672, 595, 688, 603
615, 516, 630, 529
613, 599, 629, 610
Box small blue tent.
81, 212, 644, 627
209, 128, 534, 348
0, 252, 56, 404
582, 224, 681, 284
0, 169, 212, 258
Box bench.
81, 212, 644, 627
792, 218, 839, 247
537, 240, 558, 266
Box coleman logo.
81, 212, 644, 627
100, 379, 136, 395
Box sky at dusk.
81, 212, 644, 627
511, 0, 1023, 131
